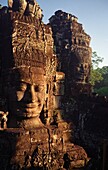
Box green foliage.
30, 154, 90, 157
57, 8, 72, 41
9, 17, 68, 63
99, 66, 108, 75
95, 87, 108, 96
94, 66, 108, 88
90, 69, 103, 86
90, 51, 103, 86
92, 51, 103, 69
90, 52, 108, 95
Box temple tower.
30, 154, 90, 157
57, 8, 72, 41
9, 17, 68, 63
49, 10, 92, 96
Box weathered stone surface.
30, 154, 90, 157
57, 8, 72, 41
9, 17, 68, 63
49, 10, 92, 96
0, 127, 89, 169
0, 1, 94, 170
8, 0, 43, 19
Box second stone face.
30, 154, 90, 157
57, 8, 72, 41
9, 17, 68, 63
49, 10, 92, 96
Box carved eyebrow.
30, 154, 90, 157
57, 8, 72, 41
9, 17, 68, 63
17, 80, 45, 86
32, 82, 45, 86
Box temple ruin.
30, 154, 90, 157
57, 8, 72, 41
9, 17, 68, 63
49, 10, 92, 97
0, 1, 108, 170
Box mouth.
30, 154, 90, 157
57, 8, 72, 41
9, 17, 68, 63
16, 103, 42, 118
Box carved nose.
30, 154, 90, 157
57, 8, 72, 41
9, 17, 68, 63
30, 85, 36, 102
28, 85, 37, 103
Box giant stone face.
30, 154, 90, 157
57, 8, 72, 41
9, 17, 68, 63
4, 67, 45, 125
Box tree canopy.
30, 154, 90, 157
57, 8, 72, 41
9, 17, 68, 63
90, 52, 108, 95
90, 51, 103, 86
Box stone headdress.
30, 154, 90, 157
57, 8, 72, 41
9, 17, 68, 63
0, 8, 57, 122
0, 11, 45, 85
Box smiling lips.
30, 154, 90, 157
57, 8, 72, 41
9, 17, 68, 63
16, 102, 42, 117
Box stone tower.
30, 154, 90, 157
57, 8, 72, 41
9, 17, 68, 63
49, 10, 92, 97
0, 1, 90, 169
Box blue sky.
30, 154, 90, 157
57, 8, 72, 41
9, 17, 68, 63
0, 0, 108, 67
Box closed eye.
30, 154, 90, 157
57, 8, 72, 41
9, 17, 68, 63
17, 83, 27, 91
34, 85, 44, 92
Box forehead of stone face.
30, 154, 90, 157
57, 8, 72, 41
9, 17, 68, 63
18, 67, 45, 84
3, 66, 45, 85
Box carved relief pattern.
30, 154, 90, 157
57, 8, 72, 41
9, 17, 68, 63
12, 20, 44, 68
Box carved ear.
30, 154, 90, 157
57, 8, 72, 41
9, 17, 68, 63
8, 0, 13, 9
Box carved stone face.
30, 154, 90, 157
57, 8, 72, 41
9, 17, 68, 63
5, 67, 45, 119
74, 63, 84, 81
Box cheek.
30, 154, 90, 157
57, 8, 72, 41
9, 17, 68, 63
16, 91, 25, 101
7, 87, 24, 102
8, 89, 24, 102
